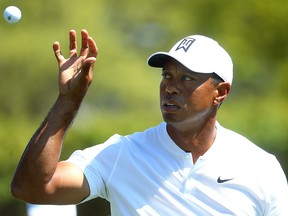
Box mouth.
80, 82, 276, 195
162, 101, 181, 112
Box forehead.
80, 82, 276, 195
162, 58, 206, 78
162, 58, 191, 73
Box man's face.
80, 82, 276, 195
160, 59, 218, 126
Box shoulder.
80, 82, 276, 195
217, 123, 271, 157
69, 122, 165, 160
215, 123, 281, 176
216, 123, 287, 188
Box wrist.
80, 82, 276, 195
52, 94, 83, 123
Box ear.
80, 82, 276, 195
213, 82, 231, 105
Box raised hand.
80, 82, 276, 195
53, 29, 98, 99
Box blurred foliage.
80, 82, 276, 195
0, 0, 287, 215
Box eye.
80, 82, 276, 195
161, 72, 172, 79
182, 75, 193, 81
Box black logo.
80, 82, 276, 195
217, 176, 233, 183
175, 38, 196, 52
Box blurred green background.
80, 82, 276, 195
0, 0, 287, 215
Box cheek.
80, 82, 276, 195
189, 86, 215, 107
159, 82, 164, 97
159, 81, 165, 91
159, 80, 169, 97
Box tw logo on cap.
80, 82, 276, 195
175, 37, 196, 52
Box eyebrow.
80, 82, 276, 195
162, 68, 199, 78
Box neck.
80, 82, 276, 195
166, 118, 217, 163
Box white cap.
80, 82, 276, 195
147, 35, 233, 84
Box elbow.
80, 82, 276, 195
10, 182, 21, 200
11, 178, 55, 204
10, 178, 27, 201
10, 178, 36, 203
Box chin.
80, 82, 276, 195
162, 114, 182, 124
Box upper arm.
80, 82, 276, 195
34, 161, 90, 205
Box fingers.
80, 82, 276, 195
81, 37, 97, 77
69, 30, 77, 57
53, 41, 65, 64
82, 32, 98, 76
80, 29, 89, 57
53, 29, 98, 66
87, 36, 98, 59
53, 30, 77, 63
81, 30, 89, 49
80, 29, 98, 58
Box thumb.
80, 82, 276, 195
82, 57, 96, 75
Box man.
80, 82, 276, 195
11, 29, 288, 215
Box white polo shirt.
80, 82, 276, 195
67, 122, 288, 215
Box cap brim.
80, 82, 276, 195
147, 52, 174, 68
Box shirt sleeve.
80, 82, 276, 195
66, 134, 122, 203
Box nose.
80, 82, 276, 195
165, 80, 180, 94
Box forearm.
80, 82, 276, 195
11, 94, 82, 200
